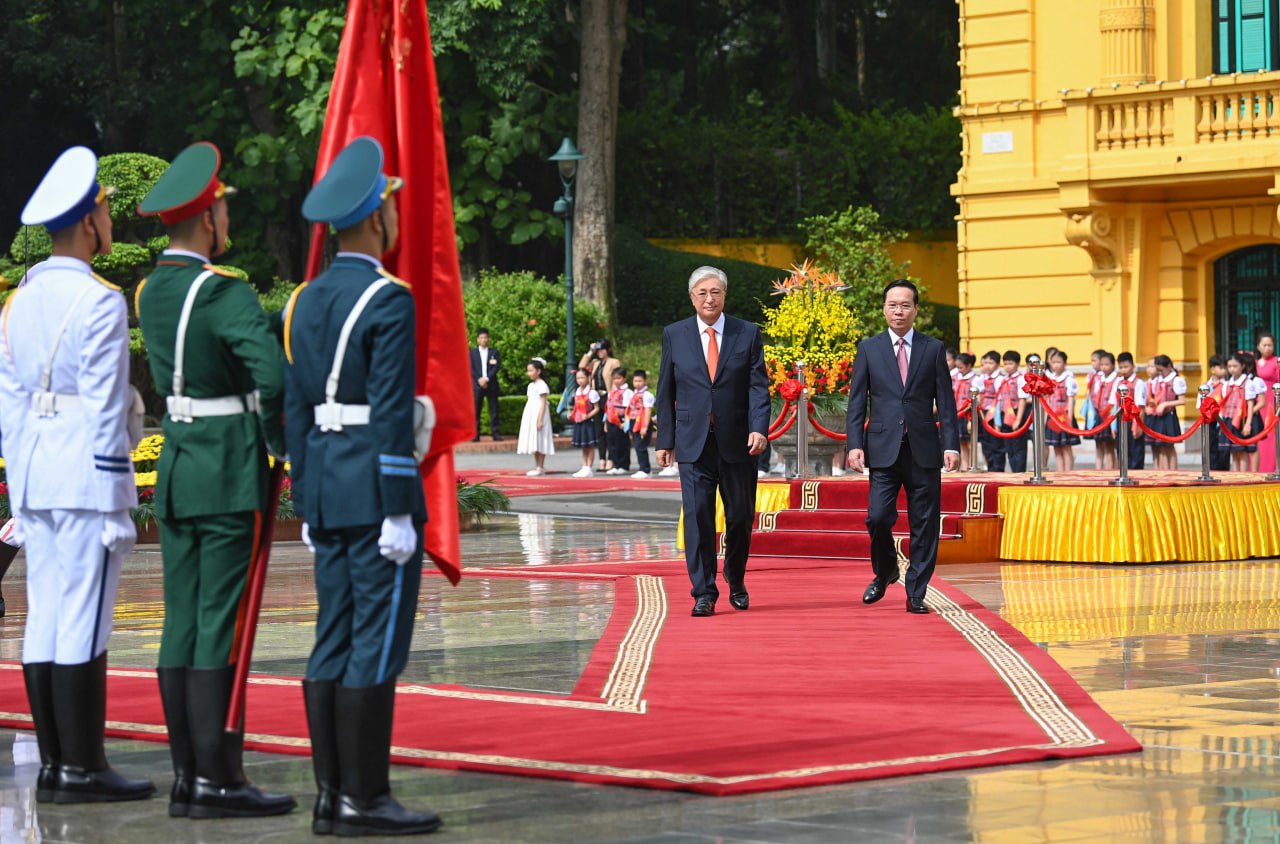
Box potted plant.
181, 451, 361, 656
762, 261, 861, 475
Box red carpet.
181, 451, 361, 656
459, 468, 681, 497
0, 558, 1139, 795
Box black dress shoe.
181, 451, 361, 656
728, 583, 749, 611
470, 436, 481, 442
906, 597, 930, 614
492, 434, 503, 442
861, 573, 896, 605
691, 596, 716, 617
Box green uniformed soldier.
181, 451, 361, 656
284, 136, 440, 837
136, 142, 295, 820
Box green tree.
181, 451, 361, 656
800, 206, 934, 340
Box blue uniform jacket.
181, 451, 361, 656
283, 255, 427, 528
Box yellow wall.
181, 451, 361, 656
649, 234, 960, 306
957, 0, 1280, 405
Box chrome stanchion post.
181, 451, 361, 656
1268, 384, 1280, 481
966, 383, 984, 473
1196, 383, 1218, 484
1110, 382, 1137, 486
795, 360, 809, 479
1025, 354, 1050, 485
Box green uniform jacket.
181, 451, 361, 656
136, 253, 285, 519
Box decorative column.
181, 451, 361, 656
1100, 0, 1155, 84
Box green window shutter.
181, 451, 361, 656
1237, 0, 1273, 71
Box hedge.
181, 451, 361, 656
614, 225, 783, 327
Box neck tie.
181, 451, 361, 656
896, 338, 908, 385
706, 326, 719, 382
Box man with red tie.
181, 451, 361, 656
655, 267, 770, 617
846, 279, 960, 615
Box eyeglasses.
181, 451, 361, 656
692, 289, 725, 300
884, 303, 916, 313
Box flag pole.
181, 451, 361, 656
225, 461, 286, 733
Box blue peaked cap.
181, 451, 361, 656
303, 136, 403, 230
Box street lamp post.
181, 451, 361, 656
549, 137, 585, 385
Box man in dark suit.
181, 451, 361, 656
846, 279, 960, 615
656, 266, 770, 617
470, 328, 501, 441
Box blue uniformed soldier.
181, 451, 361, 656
283, 136, 440, 837
0, 147, 154, 803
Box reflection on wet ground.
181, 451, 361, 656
2, 514, 1280, 840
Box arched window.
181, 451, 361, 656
1215, 245, 1280, 356
1214, 0, 1280, 73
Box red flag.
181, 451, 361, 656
306, 0, 469, 585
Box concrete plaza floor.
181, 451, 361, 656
0, 448, 1277, 841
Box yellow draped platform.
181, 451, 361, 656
675, 482, 791, 550
999, 481, 1280, 563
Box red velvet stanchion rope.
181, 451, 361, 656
979, 412, 1034, 440
1217, 406, 1280, 446
806, 404, 846, 440
1120, 393, 1206, 444
768, 399, 793, 435
955, 400, 971, 419
768, 407, 797, 441
1037, 399, 1117, 437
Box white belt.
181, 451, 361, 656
167, 392, 261, 423
31, 392, 80, 417
315, 401, 371, 430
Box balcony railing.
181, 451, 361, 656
1067, 73, 1280, 156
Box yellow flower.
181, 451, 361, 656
135, 471, 157, 488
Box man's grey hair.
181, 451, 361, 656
688, 265, 728, 294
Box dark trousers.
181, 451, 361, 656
1001, 415, 1029, 472
157, 511, 256, 668
979, 422, 1005, 472
307, 524, 423, 687
605, 424, 631, 470
473, 382, 499, 437
866, 435, 941, 601
1209, 421, 1230, 471
631, 428, 652, 473
679, 434, 757, 600
1124, 425, 1146, 470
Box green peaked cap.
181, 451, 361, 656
138, 141, 236, 223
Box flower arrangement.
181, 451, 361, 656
762, 260, 861, 399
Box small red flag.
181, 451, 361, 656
305, 0, 469, 584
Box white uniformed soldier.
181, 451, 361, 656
0, 146, 154, 803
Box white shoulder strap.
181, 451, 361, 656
173, 270, 216, 398
326, 278, 392, 403
41, 285, 96, 392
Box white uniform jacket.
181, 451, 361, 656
0, 257, 136, 514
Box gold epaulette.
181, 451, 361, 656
91, 272, 122, 292
376, 267, 411, 290
283, 282, 309, 365
134, 277, 149, 316
203, 264, 239, 278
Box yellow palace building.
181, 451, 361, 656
955, 0, 1280, 394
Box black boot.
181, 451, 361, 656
333, 680, 441, 837
50, 653, 155, 803
303, 679, 340, 835
186, 665, 296, 819
0, 541, 18, 618
22, 662, 59, 802
157, 667, 195, 817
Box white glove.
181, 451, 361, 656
300, 522, 315, 554
101, 510, 136, 555
377, 514, 417, 566
3, 515, 24, 547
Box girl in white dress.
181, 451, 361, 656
518, 357, 554, 475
